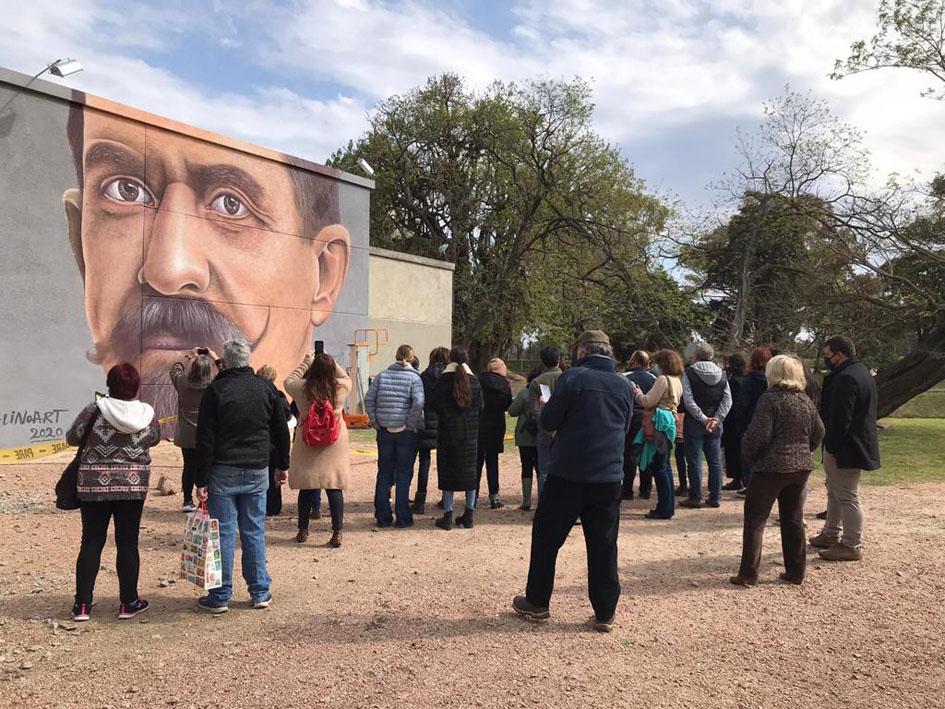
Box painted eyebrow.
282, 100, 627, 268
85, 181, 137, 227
191, 164, 270, 212
84, 142, 145, 175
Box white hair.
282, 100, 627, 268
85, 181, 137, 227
584, 342, 615, 359
222, 339, 251, 369
694, 341, 714, 362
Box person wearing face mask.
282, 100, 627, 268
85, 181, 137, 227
808, 336, 880, 562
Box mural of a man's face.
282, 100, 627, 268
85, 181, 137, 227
63, 108, 350, 418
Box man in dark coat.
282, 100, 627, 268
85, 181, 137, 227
477, 363, 513, 508
809, 336, 880, 562
513, 330, 633, 632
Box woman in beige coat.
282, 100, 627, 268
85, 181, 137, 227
285, 352, 352, 547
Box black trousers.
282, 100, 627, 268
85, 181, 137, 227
738, 470, 810, 581
75, 499, 145, 605
622, 422, 651, 497
298, 489, 344, 531
723, 431, 743, 482
526, 476, 622, 621
519, 446, 539, 479
477, 450, 500, 497
266, 467, 283, 516
181, 447, 198, 504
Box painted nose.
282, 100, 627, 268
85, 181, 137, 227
139, 184, 210, 294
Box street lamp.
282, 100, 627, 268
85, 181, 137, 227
47, 58, 83, 77
356, 158, 374, 177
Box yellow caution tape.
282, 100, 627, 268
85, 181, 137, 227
0, 415, 179, 465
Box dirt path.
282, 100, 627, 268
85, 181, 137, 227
1, 442, 944, 708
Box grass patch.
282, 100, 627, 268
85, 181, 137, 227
890, 386, 945, 418
865, 418, 945, 486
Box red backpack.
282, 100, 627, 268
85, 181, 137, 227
301, 399, 340, 447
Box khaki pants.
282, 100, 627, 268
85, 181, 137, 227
822, 452, 863, 548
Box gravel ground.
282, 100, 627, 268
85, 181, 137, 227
1, 441, 944, 708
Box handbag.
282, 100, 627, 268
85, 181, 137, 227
180, 502, 223, 590
55, 407, 100, 510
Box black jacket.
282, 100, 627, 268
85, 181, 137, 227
478, 371, 513, 454
433, 372, 484, 491
723, 374, 745, 440
195, 367, 291, 486
540, 356, 633, 485
821, 360, 880, 471
736, 371, 767, 435
625, 367, 657, 427
418, 365, 444, 450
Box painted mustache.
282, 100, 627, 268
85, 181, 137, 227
88, 294, 249, 364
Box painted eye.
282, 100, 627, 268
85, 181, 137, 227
209, 193, 248, 217
103, 178, 154, 205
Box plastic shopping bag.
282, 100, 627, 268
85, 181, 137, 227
180, 503, 223, 590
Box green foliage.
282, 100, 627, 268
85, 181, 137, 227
832, 0, 945, 99
329, 74, 698, 366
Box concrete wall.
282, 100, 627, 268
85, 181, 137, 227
0, 66, 372, 453
368, 248, 454, 375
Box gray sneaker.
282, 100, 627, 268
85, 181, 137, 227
819, 543, 862, 562
808, 532, 840, 549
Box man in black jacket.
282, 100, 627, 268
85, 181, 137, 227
195, 339, 290, 613
809, 336, 880, 562
513, 330, 633, 633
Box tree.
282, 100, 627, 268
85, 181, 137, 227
329, 74, 679, 368
832, 0, 945, 99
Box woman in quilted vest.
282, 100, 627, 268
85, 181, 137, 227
285, 352, 352, 547
65, 363, 161, 623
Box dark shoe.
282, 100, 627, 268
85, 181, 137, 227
394, 520, 414, 529
295, 529, 309, 543
490, 497, 505, 510
736, 488, 748, 497
592, 616, 615, 633
721, 480, 742, 491
252, 593, 273, 609
410, 501, 425, 515
674, 485, 688, 497
679, 498, 702, 509
328, 529, 342, 548
816, 510, 827, 520
808, 532, 839, 549
518, 504, 532, 511
310, 509, 322, 520
456, 509, 474, 529
118, 598, 149, 619
644, 510, 672, 520
819, 543, 862, 562
706, 500, 721, 508
72, 601, 91, 622
729, 574, 757, 587
434, 511, 453, 530
512, 594, 550, 621
779, 573, 803, 585
197, 596, 229, 614
621, 490, 634, 501
639, 492, 651, 500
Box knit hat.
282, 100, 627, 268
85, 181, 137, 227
577, 330, 610, 347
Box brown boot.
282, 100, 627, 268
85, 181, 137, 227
808, 532, 839, 549
295, 529, 309, 543
818, 543, 862, 561
328, 529, 342, 548
729, 574, 757, 587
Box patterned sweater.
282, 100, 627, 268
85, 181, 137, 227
66, 402, 162, 501
741, 388, 825, 474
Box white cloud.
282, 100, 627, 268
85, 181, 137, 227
2, 0, 942, 205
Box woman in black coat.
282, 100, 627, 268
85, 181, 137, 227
735, 347, 772, 492
411, 347, 450, 514
721, 353, 746, 491
477, 358, 513, 509
432, 347, 483, 530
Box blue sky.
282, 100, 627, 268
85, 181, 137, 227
4, 0, 942, 211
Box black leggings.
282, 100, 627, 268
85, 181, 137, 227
75, 499, 145, 605
298, 489, 343, 531
477, 450, 500, 497
519, 446, 539, 480
181, 447, 198, 504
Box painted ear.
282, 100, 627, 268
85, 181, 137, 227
63, 188, 85, 279
311, 224, 351, 326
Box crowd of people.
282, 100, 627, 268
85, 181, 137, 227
61, 329, 880, 631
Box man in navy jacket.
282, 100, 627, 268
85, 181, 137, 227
513, 330, 633, 632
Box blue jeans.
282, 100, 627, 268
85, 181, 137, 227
442, 490, 477, 513
684, 417, 724, 504
375, 429, 417, 527
207, 465, 271, 604
650, 448, 675, 518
